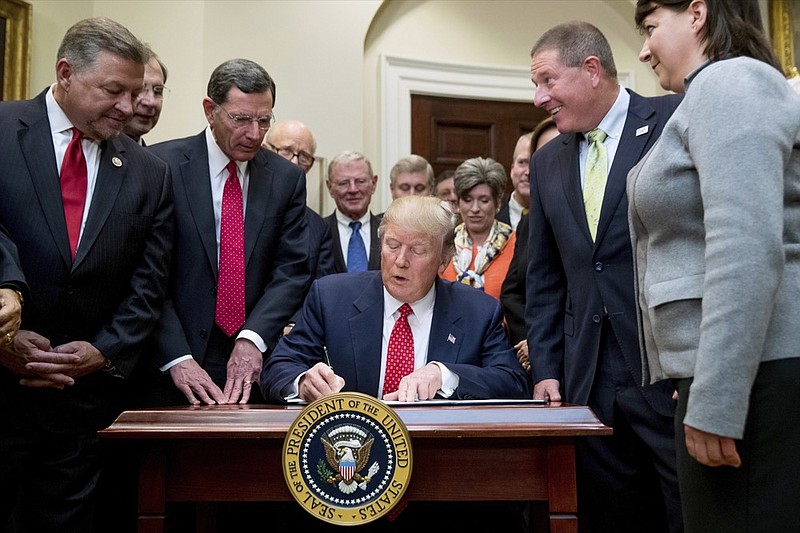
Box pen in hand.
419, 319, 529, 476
322, 346, 332, 370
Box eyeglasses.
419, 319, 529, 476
266, 143, 315, 167
136, 84, 170, 101
219, 106, 276, 131
332, 178, 372, 191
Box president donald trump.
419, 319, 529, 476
262, 195, 529, 403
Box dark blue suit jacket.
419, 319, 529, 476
262, 272, 530, 401
324, 212, 382, 273
525, 90, 681, 416
0, 90, 174, 432
149, 132, 309, 368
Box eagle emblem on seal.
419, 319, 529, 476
320, 424, 380, 494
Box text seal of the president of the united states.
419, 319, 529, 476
282, 392, 413, 525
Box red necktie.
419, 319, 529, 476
384, 303, 415, 395
60, 128, 87, 259
215, 161, 246, 336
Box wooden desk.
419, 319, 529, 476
100, 403, 610, 533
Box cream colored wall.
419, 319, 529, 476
30, 0, 757, 213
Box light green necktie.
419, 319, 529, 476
583, 128, 608, 241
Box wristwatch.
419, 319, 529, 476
102, 357, 124, 378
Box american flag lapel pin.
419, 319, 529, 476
447, 333, 456, 344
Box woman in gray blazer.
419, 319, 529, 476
629, 1, 800, 531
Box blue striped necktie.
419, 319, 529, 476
347, 220, 368, 272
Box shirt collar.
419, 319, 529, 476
45, 84, 78, 136
336, 209, 371, 227
586, 86, 629, 143
684, 60, 712, 91
383, 282, 436, 320
205, 126, 246, 178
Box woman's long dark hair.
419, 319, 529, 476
635, 0, 782, 72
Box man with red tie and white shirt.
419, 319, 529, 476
261, 195, 529, 403
147, 58, 308, 406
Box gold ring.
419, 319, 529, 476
5, 333, 12, 344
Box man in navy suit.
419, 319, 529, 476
0, 18, 173, 532
264, 119, 335, 319
148, 59, 308, 406
526, 21, 682, 532
324, 151, 382, 273
262, 195, 529, 403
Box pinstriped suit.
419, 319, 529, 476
0, 89, 173, 532
0, 90, 174, 432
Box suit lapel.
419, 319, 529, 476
180, 135, 218, 275
244, 151, 270, 265
17, 98, 73, 267
349, 276, 384, 396
428, 280, 465, 365
559, 134, 593, 244
595, 90, 657, 246
326, 213, 346, 272
73, 137, 127, 269
368, 213, 381, 270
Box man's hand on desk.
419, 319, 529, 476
383, 363, 442, 402
224, 339, 262, 404
299, 362, 345, 402
169, 358, 228, 405
533, 378, 561, 402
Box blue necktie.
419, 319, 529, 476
347, 221, 368, 272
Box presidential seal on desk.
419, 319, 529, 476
282, 392, 413, 525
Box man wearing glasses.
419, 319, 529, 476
264, 120, 334, 330
325, 151, 382, 273
146, 59, 309, 406
123, 52, 168, 145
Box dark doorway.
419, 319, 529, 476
411, 94, 550, 181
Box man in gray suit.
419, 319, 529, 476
526, 21, 682, 532
0, 18, 173, 531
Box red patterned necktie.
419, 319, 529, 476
60, 127, 87, 259
215, 161, 246, 336
384, 303, 415, 395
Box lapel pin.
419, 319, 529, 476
635, 126, 649, 137
447, 333, 456, 344
112, 157, 123, 167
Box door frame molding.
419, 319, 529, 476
379, 54, 633, 209
380, 55, 532, 208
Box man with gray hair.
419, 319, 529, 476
0, 17, 173, 531
325, 151, 382, 273
389, 154, 435, 199
147, 58, 308, 406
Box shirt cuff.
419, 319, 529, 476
160, 354, 193, 373
282, 371, 306, 400
430, 361, 459, 398
238, 329, 267, 352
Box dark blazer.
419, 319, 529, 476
305, 207, 335, 284
525, 90, 681, 416
496, 200, 511, 227
262, 272, 530, 402
148, 133, 309, 368
500, 213, 529, 344
324, 212, 382, 273
0, 224, 28, 296
0, 90, 174, 432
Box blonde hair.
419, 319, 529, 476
378, 196, 456, 259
